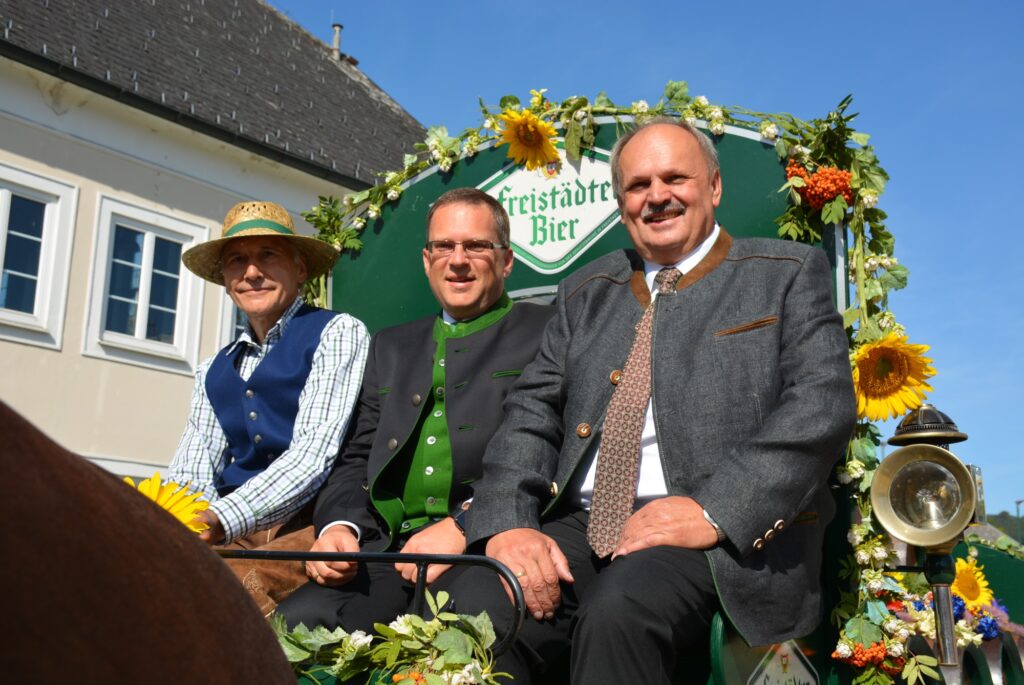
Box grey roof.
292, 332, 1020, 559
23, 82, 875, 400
0, 0, 425, 189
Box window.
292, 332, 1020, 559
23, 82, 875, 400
85, 196, 206, 374
0, 163, 78, 348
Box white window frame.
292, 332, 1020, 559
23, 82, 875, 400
0, 162, 78, 349
84, 196, 206, 375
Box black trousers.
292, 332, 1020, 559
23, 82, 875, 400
442, 509, 719, 685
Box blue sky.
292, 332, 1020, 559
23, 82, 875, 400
273, 1, 1023, 516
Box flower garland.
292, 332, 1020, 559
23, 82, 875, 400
299, 81, 1019, 683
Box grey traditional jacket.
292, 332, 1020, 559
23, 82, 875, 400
466, 230, 856, 646
314, 301, 554, 550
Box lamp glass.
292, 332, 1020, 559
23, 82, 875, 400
890, 461, 962, 530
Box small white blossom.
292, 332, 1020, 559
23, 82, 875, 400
872, 545, 889, 561
846, 459, 866, 480
896, 628, 910, 641
632, 100, 650, 114
968, 545, 979, 559
877, 311, 896, 330
834, 641, 853, 659
883, 617, 900, 634
708, 107, 724, 120
694, 95, 709, 107
482, 118, 493, 129
431, 147, 443, 161
385, 172, 399, 184
388, 615, 415, 635
351, 217, 366, 229
789, 144, 811, 158
439, 158, 453, 172
709, 120, 726, 136
387, 188, 400, 201
860, 190, 878, 209
956, 620, 983, 647
759, 121, 778, 140
574, 108, 588, 121
855, 549, 871, 565
343, 195, 355, 207
366, 204, 380, 220
867, 578, 884, 592
684, 116, 698, 126
838, 472, 853, 485
847, 529, 864, 546
347, 630, 373, 649
887, 641, 905, 657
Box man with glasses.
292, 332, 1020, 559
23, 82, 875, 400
277, 187, 553, 631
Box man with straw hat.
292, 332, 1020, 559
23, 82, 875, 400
168, 200, 369, 607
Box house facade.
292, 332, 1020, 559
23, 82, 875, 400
0, 0, 424, 477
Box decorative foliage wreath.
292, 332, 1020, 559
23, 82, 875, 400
300, 82, 1021, 684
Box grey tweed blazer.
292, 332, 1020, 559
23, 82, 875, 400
466, 230, 856, 646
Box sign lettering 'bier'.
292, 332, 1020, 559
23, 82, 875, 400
479, 144, 619, 275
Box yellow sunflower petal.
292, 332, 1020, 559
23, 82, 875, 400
951, 557, 994, 610
136, 472, 163, 500
498, 108, 560, 171
852, 333, 937, 421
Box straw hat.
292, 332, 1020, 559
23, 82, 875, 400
182, 201, 338, 284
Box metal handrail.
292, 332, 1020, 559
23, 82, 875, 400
217, 549, 525, 656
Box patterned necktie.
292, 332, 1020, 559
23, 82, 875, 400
587, 267, 682, 557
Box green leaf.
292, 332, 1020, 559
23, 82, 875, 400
663, 80, 690, 106
564, 120, 583, 160
877, 264, 909, 291
461, 611, 496, 649
426, 590, 438, 616
822, 194, 849, 225
858, 467, 874, 492
499, 94, 521, 110
403, 153, 417, 168
581, 120, 596, 148
842, 307, 861, 329
863, 278, 885, 301
434, 628, 473, 665
850, 132, 871, 146
775, 138, 789, 160
594, 91, 614, 108
916, 655, 938, 666
437, 612, 460, 622
864, 598, 890, 623
424, 675, 446, 685
845, 616, 883, 645
855, 317, 883, 344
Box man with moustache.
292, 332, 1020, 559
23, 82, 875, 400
449, 118, 856, 684
277, 188, 553, 631
169, 200, 369, 610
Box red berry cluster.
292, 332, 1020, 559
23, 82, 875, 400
832, 641, 886, 667
786, 160, 853, 209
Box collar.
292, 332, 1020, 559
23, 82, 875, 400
224, 296, 304, 354
435, 292, 513, 340
642, 223, 721, 292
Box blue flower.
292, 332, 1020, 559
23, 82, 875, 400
912, 599, 926, 611
952, 595, 966, 621
976, 615, 1001, 640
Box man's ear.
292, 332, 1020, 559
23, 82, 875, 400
502, 246, 514, 279
711, 170, 723, 207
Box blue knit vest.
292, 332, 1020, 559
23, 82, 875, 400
206, 305, 335, 495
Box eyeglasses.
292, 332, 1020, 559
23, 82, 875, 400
425, 239, 507, 256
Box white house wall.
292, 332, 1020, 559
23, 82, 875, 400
0, 57, 354, 476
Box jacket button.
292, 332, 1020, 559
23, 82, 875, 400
245, 389, 254, 398
387, 438, 398, 450
764, 529, 775, 542
753, 538, 765, 551
412, 393, 422, 406
576, 423, 592, 438
253, 434, 262, 444
248, 411, 257, 420
774, 519, 786, 532
361, 481, 369, 492
549, 482, 559, 498
609, 370, 622, 385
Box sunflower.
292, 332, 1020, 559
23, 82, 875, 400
951, 556, 994, 610
851, 333, 935, 421
124, 472, 210, 534
498, 108, 559, 170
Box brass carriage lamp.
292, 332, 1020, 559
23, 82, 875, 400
870, 404, 983, 670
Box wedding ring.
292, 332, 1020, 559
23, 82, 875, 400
515, 569, 527, 578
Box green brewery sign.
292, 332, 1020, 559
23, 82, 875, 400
479, 144, 619, 274
330, 118, 828, 334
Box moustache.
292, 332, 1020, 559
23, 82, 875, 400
641, 203, 686, 221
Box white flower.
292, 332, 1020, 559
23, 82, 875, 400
883, 617, 900, 634
385, 172, 399, 184
387, 188, 400, 201
431, 147, 443, 161
877, 312, 896, 330
846, 459, 866, 480
855, 549, 871, 564
897, 628, 910, 641
789, 145, 811, 158
482, 118, 493, 129
834, 641, 853, 659
872, 545, 889, 561
439, 158, 453, 172
343, 195, 355, 207
887, 641, 905, 657
347, 630, 372, 650
968, 545, 979, 559
838, 472, 853, 485
847, 529, 864, 546
708, 107, 724, 120
388, 614, 415, 635
709, 120, 726, 136
351, 217, 365, 229
955, 620, 983, 647
867, 578, 884, 592
366, 204, 380, 220
684, 116, 698, 126
632, 100, 650, 114
529, 88, 548, 108
574, 108, 588, 121
759, 121, 778, 140
860, 190, 878, 209
694, 95, 709, 107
